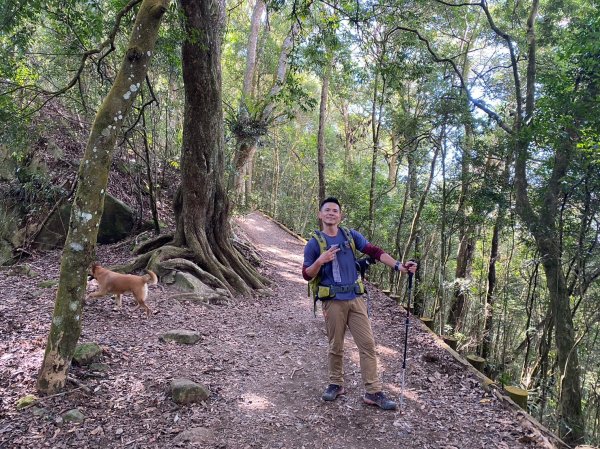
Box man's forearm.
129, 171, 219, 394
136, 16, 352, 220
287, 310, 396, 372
380, 253, 416, 273
303, 260, 323, 280
379, 253, 397, 269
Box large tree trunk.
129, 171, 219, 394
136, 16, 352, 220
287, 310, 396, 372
513, 77, 584, 448
516, 135, 584, 442
36, 0, 169, 395
177, 0, 267, 295
446, 141, 475, 333
447, 228, 475, 332
539, 235, 584, 442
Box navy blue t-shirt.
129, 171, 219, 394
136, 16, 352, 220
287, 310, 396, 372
303, 228, 368, 300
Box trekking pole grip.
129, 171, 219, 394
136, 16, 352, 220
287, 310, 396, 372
407, 258, 417, 289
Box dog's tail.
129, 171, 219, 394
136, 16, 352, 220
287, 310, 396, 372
143, 270, 158, 285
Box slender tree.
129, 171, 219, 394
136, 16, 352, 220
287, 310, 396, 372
446, 23, 478, 334
316, 56, 333, 204
230, 13, 300, 207
36, 0, 169, 394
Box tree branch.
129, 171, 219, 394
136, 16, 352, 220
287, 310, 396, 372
432, 0, 480, 6
120, 75, 159, 145
478, 0, 523, 120
12, 0, 143, 118
391, 25, 514, 134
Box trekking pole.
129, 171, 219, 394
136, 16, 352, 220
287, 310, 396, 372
400, 268, 414, 409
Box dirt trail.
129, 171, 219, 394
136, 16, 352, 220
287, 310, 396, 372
1, 211, 554, 448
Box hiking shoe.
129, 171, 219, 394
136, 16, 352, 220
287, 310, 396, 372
363, 391, 397, 410
322, 384, 345, 401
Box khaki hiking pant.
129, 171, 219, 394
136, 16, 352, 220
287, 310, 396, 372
322, 298, 382, 393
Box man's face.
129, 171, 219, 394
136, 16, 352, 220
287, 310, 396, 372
319, 202, 342, 226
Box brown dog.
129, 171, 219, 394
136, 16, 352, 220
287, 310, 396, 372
88, 263, 158, 316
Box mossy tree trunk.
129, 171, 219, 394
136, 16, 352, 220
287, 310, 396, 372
36, 0, 169, 395
176, 0, 268, 295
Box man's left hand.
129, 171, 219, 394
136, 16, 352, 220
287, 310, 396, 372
404, 261, 417, 273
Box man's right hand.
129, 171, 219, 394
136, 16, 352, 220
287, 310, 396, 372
318, 245, 340, 264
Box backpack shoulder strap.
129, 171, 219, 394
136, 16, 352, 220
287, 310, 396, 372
340, 226, 356, 257
312, 230, 328, 254
308, 230, 328, 315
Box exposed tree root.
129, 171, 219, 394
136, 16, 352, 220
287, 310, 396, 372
159, 257, 231, 295
111, 232, 267, 304
132, 233, 174, 255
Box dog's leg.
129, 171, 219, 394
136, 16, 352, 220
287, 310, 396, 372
115, 294, 122, 309
142, 296, 152, 316
133, 289, 151, 317
138, 300, 151, 316
143, 284, 152, 316
87, 290, 107, 300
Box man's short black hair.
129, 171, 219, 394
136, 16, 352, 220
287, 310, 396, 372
320, 197, 341, 210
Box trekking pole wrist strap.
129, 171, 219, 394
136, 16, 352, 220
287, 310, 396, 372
394, 260, 402, 272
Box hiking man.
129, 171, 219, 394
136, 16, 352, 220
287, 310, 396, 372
302, 197, 417, 410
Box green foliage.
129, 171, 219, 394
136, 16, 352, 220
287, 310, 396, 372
327, 163, 371, 228
155, 3, 186, 72
0, 98, 30, 151
277, 72, 318, 116
227, 102, 269, 139
496, 371, 512, 387
578, 129, 600, 168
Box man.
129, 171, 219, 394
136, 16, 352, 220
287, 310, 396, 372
302, 197, 417, 410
